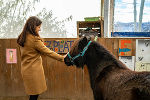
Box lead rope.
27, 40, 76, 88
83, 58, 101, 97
82, 36, 97, 98
73, 36, 98, 98
82, 67, 85, 98
75, 66, 77, 97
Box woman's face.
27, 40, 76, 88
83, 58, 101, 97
35, 24, 41, 34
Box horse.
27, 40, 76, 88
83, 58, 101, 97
64, 36, 150, 100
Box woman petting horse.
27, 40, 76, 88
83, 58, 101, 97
64, 36, 150, 100
17, 16, 65, 100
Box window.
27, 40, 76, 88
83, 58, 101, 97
114, 0, 150, 32
104, 0, 150, 37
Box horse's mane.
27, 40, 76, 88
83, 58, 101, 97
92, 41, 127, 69
85, 41, 129, 86
70, 37, 127, 70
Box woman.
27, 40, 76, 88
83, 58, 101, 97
17, 16, 65, 100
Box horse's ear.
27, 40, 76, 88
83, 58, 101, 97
89, 35, 95, 41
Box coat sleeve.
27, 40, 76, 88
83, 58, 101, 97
34, 37, 64, 62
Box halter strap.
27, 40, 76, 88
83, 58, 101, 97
67, 41, 92, 64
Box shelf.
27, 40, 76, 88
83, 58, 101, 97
77, 20, 104, 38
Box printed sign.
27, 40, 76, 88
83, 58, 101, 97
6, 49, 17, 64
119, 40, 132, 56
135, 39, 150, 72
119, 56, 135, 71
135, 62, 150, 71
44, 40, 74, 53
136, 39, 150, 62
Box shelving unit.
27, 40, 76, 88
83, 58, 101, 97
77, 20, 104, 38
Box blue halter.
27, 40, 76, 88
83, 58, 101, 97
67, 41, 92, 65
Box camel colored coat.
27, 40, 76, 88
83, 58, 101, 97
20, 33, 64, 95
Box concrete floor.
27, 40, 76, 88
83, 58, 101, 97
0, 97, 80, 100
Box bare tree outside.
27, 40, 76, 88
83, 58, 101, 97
0, 0, 72, 38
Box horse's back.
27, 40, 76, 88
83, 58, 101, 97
115, 70, 150, 100
97, 69, 150, 100
131, 71, 150, 100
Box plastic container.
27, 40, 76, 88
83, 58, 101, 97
84, 17, 100, 21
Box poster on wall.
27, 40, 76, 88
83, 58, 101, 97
136, 39, 150, 62
44, 40, 74, 53
118, 39, 132, 56
6, 49, 17, 64
119, 56, 135, 71
135, 62, 150, 71
135, 39, 150, 71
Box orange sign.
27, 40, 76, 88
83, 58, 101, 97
119, 40, 132, 56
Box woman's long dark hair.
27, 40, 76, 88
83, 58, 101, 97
17, 16, 42, 47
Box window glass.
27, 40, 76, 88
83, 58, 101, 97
0, 0, 100, 38
113, 0, 150, 32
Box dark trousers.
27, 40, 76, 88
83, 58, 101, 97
29, 95, 39, 100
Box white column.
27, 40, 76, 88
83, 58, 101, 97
104, 0, 110, 37
134, 0, 137, 32
139, 0, 145, 32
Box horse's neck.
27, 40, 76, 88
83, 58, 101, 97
86, 57, 115, 89
85, 44, 122, 89
88, 60, 114, 76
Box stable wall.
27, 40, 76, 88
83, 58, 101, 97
0, 38, 150, 100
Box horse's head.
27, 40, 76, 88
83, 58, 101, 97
64, 36, 94, 68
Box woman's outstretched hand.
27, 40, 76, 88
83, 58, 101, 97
63, 54, 67, 62
63, 54, 67, 58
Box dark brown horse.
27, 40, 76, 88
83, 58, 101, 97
64, 36, 150, 100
